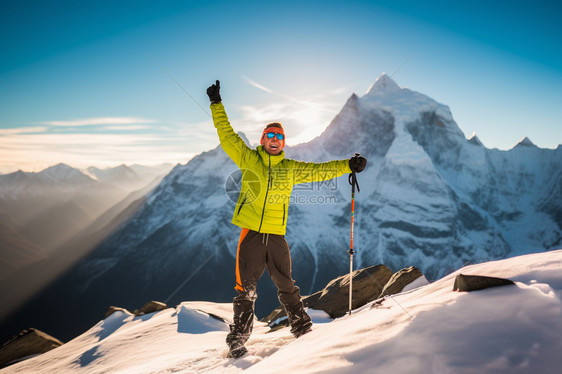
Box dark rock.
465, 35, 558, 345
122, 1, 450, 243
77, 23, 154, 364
0, 328, 63, 368
453, 274, 515, 292
133, 301, 168, 316
262, 264, 393, 326
312, 264, 393, 317
380, 266, 424, 297
104, 301, 168, 320
104, 306, 133, 319
262, 306, 287, 328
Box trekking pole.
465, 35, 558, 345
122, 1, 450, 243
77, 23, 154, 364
348, 153, 361, 315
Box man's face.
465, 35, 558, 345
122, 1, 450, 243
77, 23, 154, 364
262, 132, 283, 155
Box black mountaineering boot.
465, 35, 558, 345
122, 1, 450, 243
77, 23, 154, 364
226, 296, 254, 358
227, 340, 248, 359
285, 302, 313, 338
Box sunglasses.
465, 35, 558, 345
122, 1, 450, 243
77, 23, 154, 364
265, 132, 284, 140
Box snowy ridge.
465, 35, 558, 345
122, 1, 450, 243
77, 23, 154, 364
365, 72, 401, 96
84, 164, 142, 190
283, 74, 559, 279
4, 250, 561, 373
39, 163, 95, 184
468, 132, 483, 146
0, 163, 172, 198
0, 163, 98, 198
0, 162, 173, 280
515, 136, 537, 148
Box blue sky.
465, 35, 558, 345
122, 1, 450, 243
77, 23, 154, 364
1, 0, 561, 172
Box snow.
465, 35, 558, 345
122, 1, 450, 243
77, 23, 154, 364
514, 136, 537, 148
4, 250, 561, 374
39, 163, 91, 182
468, 132, 484, 146
401, 275, 430, 293
365, 73, 401, 96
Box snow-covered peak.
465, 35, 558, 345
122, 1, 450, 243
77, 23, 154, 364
468, 132, 484, 146
356, 73, 460, 149
365, 73, 401, 96
514, 136, 537, 148
87, 164, 137, 180
40, 163, 74, 175
359, 73, 452, 122
39, 163, 93, 182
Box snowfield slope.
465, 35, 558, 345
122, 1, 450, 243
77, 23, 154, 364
4, 250, 561, 374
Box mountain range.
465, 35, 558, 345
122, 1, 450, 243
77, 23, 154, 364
1, 74, 560, 343
0, 163, 172, 275
0, 163, 172, 341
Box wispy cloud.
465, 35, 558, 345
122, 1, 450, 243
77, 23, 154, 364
102, 125, 153, 131
0, 127, 49, 135
0, 81, 349, 173
0, 120, 219, 173
241, 75, 344, 110
322, 84, 356, 97
37, 117, 157, 127
241, 75, 275, 94
236, 76, 345, 145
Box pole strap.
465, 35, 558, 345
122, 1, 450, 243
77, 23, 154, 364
348, 171, 360, 194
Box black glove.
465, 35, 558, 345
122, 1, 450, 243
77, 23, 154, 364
349, 153, 367, 173
206, 80, 221, 104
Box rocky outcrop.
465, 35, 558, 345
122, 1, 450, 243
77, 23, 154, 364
453, 274, 515, 292
104, 306, 134, 319
105, 301, 169, 319
263, 264, 393, 326
380, 266, 424, 297
308, 264, 393, 317
133, 301, 168, 316
263, 265, 430, 329
0, 328, 63, 368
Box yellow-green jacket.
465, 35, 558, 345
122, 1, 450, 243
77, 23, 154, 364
211, 102, 351, 235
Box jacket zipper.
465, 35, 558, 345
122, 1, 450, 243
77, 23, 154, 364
282, 203, 286, 225
257, 155, 271, 233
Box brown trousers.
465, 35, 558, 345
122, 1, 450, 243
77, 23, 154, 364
227, 228, 311, 345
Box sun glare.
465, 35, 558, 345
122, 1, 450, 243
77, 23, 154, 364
286, 105, 330, 145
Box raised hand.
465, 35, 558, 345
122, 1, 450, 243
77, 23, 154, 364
206, 80, 221, 104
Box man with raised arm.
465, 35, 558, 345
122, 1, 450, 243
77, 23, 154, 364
206, 80, 366, 358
